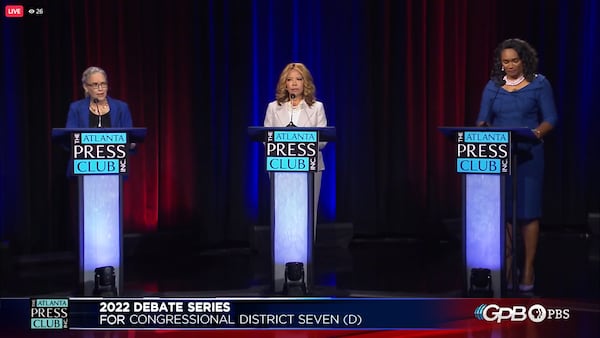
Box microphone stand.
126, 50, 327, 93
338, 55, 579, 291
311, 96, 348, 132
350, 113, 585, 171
94, 98, 102, 128
287, 93, 297, 127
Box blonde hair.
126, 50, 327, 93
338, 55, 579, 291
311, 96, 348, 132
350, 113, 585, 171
275, 63, 316, 106
81, 66, 108, 97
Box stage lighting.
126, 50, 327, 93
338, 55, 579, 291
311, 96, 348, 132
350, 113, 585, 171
469, 268, 492, 297
93, 266, 118, 297
283, 262, 307, 296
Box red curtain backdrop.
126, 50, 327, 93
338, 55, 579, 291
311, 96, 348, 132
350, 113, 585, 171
1, 0, 597, 254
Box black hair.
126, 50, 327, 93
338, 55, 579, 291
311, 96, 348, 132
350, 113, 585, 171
490, 38, 539, 85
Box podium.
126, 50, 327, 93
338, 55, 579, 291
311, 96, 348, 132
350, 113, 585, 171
248, 126, 335, 294
52, 127, 146, 296
438, 126, 537, 297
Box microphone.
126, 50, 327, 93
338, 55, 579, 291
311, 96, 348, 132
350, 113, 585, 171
480, 81, 503, 127
287, 93, 297, 127
94, 98, 102, 128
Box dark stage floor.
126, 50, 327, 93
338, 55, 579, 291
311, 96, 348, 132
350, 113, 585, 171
1, 224, 599, 301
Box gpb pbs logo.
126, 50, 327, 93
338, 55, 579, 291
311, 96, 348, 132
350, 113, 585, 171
474, 304, 570, 323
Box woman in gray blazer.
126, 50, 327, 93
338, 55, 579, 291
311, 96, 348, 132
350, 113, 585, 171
264, 62, 328, 231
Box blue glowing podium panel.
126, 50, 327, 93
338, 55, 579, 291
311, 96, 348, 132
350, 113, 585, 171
249, 127, 335, 294
272, 172, 313, 292
464, 174, 503, 295
439, 126, 536, 298
79, 175, 122, 295
52, 128, 146, 295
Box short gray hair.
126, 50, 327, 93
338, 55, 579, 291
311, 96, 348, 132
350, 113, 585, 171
81, 66, 108, 85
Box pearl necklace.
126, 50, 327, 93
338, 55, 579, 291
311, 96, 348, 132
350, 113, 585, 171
503, 75, 525, 86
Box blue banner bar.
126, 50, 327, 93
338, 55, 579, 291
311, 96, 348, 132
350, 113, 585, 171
0, 298, 595, 334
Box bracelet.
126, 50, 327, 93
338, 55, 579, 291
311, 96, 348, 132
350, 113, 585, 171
533, 129, 541, 137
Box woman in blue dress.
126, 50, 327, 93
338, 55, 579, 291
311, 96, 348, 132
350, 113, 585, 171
476, 39, 558, 292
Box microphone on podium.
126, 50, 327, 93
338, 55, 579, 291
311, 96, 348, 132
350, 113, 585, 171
287, 93, 297, 127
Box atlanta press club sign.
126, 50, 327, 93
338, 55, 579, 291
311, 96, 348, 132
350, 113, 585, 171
456, 131, 511, 174
71, 132, 129, 175
265, 130, 318, 172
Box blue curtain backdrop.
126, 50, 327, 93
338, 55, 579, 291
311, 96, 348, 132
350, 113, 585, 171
0, 0, 598, 254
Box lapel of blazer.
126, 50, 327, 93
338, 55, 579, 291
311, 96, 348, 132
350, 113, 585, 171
297, 101, 316, 127
107, 97, 116, 114
274, 103, 288, 126
80, 98, 91, 126
107, 97, 120, 123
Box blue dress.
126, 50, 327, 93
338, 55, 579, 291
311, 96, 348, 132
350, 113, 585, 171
476, 74, 558, 220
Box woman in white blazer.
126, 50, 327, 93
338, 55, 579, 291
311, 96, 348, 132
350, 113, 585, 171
263, 62, 328, 231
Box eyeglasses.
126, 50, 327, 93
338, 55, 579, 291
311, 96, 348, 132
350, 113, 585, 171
86, 82, 108, 90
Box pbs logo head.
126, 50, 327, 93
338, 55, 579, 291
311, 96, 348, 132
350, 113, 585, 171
527, 304, 547, 323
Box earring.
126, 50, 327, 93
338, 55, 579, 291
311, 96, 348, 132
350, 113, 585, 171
501, 67, 505, 72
